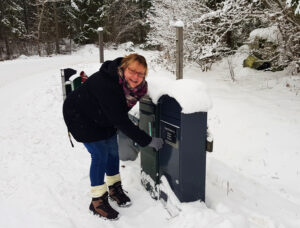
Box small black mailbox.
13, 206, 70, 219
61, 68, 77, 100
159, 95, 207, 202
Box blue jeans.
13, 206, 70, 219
84, 134, 119, 186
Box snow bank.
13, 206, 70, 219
249, 26, 282, 44
147, 76, 212, 113
1, 44, 300, 228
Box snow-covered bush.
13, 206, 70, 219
147, 0, 299, 73
146, 0, 267, 71
260, 0, 300, 73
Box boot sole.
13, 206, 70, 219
109, 196, 132, 208
89, 204, 119, 220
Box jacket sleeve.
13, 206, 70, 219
90, 75, 152, 147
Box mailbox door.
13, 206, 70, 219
158, 95, 182, 201
159, 118, 181, 199
139, 96, 160, 198
140, 113, 159, 183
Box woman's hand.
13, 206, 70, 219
148, 137, 164, 151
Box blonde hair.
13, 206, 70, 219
121, 53, 148, 76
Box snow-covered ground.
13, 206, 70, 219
0, 45, 299, 228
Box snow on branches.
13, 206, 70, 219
147, 0, 299, 73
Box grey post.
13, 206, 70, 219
175, 22, 184, 80
98, 27, 104, 63
61, 69, 66, 101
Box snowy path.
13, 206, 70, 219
0, 45, 299, 228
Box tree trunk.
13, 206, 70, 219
45, 6, 51, 56
226, 30, 233, 49
22, 0, 29, 33
53, 1, 60, 54
37, 0, 46, 56
4, 36, 11, 60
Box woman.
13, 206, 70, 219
63, 54, 164, 220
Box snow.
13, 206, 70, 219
69, 74, 80, 81
147, 77, 212, 113
71, 0, 79, 11
0, 44, 300, 228
97, 27, 103, 32
172, 20, 184, 27
296, 4, 300, 15
194, 11, 220, 23
249, 26, 282, 44
286, 0, 300, 14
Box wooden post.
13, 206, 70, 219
61, 69, 66, 101
98, 27, 104, 63
175, 21, 184, 80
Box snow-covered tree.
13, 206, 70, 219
101, 0, 151, 44
147, 0, 266, 71
286, 0, 300, 15
260, 0, 300, 72
67, 0, 104, 44
147, 0, 299, 72
64, 0, 151, 45
0, 0, 26, 59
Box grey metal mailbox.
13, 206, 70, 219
158, 95, 207, 202
118, 114, 140, 161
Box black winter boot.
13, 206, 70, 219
109, 181, 132, 207
89, 192, 119, 220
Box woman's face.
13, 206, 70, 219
124, 61, 146, 88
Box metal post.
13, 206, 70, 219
175, 24, 183, 80
98, 27, 104, 63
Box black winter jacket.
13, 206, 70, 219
62, 57, 152, 147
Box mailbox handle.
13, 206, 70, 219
148, 122, 152, 136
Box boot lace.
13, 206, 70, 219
97, 194, 117, 214
116, 184, 127, 195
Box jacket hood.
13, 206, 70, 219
99, 57, 123, 83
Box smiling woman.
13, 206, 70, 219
62, 53, 164, 220
121, 54, 147, 88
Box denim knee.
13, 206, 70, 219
107, 134, 119, 157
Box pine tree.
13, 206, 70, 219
0, 0, 26, 59
101, 0, 151, 44
68, 0, 104, 44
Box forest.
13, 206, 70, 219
0, 0, 299, 73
